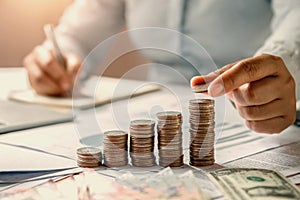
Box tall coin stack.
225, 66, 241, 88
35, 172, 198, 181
130, 120, 156, 167
77, 147, 102, 168
189, 99, 215, 166
103, 130, 128, 167
157, 111, 184, 167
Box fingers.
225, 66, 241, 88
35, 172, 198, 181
236, 97, 295, 134
194, 54, 296, 134
237, 100, 287, 121
33, 46, 71, 91
24, 46, 81, 96
208, 54, 285, 97
24, 56, 64, 96
190, 76, 206, 87
246, 116, 294, 134
231, 76, 281, 106
190, 74, 216, 87
190, 63, 236, 87
65, 54, 81, 83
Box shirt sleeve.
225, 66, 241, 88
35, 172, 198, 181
255, 0, 300, 100
44, 0, 125, 60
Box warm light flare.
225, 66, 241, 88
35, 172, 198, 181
0, 0, 73, 67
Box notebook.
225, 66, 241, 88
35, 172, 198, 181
0, 100, 73, 134
8, 76, 160, 109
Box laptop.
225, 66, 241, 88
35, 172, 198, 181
0, 100, 73, 134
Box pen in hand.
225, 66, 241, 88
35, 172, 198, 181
44, 24, 67, 67
43, 24, 71, 95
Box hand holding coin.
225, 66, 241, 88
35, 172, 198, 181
191, 54, 296, 134
190, 76, 216, 93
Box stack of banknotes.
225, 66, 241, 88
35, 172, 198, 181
1, 167, 299, 200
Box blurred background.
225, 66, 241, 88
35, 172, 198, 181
0, 0, 72, 67
0, 0, 147, 78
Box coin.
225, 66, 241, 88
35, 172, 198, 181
189, 98, 215, 167
77, 147, 101, 156
77, 154, 101, 161
130, 119, 156, 167
157, 111, 183, 167
76, 146, 102, 168
189, 98, 214, 104
191, 83, 210, 93
157, 119, 182, 125
156, 111, 182, 120
77, 158, 100, 165
130, 119, 155, 129
77, 162, 101, 168
158, 125, 182, 130
160, 155, 184, 167
104, 130, 128, 138
103, 130, 128, 168
104, 161, 128, 168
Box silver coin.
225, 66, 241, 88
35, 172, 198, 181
130, 119, 155, 128
189, 98, 214, 104
156, 111, 182, 120
104, 130, 128, 137
77, 147, 101, 156
191, 83, 210, 93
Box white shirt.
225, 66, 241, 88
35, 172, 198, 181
52, 0, 300, 99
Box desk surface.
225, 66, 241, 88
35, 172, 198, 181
0, 68, 299, 195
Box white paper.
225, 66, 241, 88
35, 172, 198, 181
8, 76, 160, 109
0, 143, 76, 172
282, 166, 300, 177
210, 96, 300, 164
288, 174, 300, 185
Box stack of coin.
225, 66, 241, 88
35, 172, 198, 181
103, 130, 128, 167
130, 120, 156, 167
189, 99, 215, 166
77, 147, 102, 168
157, 111, 184, 167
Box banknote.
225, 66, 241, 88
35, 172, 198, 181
208, 168, 300, 200
116, 167, 209, 199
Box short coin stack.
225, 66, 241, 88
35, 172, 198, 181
130, 120, 156, 167
103, 130, 128, 167
189, 99, 215, 166
157, 111, 184, 167
77, 147, 102, 168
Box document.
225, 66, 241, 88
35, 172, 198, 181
223, 141, 300, 184
215, 112, 300, 164
0, 100, 73, 134
0, 168, 83, 192
0, 122, 81, 172
8, 76, 160, 109
0, 142, 76, 172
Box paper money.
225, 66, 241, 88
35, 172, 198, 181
179, 170, 211, 199
116, 167, 209, 199
208, 168, 300, 200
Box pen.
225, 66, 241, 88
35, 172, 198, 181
44, 24, 71, 94
44, 24, 67, 69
